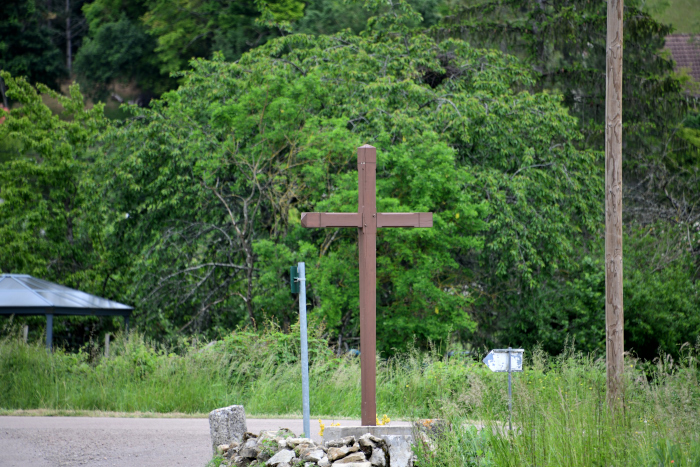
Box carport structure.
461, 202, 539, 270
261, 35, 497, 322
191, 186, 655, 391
0, 274, 133, 350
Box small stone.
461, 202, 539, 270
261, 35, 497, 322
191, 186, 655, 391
266, 449, 295, 466
239, 438, 259, 458
327, 445, 354, 462
287, 438, 314, 448
381, 436, 413, 467
318, 456, 331, 467
358, 435, 376, 449
217, 444, 231, 454
369, 448, 386, 467
232, 456, 250, 467
301, 449, 326, 463
332, 452, 366, 464
295, 443, 317, 459
257, 450, 272, 463
275, 428, 295, 438
257, 431, 279, 443
327, 436, 355, 448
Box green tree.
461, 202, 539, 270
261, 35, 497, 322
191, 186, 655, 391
0, 0, 66, 98
500, 225, 700, 360
0, 72, 112, 292
93, 1, 600, 352
74, 0, 168, 97
141, 0, 305, 75
432, 0, 700, 349
436, 0, 695, 225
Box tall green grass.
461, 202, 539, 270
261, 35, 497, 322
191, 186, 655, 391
414, 344, 700, 466
2, 325, 699, 465
0, 325, 502, 417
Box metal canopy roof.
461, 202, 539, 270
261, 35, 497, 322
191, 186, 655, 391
0, 274, 133, 317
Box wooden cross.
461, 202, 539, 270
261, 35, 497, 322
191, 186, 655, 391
301, 145, 433, 426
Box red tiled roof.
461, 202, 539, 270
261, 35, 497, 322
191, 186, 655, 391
665, 34, 700, 83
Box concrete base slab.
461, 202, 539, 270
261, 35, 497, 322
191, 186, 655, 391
322, 425, 413, 444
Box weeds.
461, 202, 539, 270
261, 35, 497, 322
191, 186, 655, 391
413, 339, 700, 466
1, 324, 699, 466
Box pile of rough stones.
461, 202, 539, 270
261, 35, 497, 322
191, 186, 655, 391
216, 430, 413, 467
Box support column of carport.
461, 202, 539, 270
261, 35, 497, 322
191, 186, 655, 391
46, 312, 53, 351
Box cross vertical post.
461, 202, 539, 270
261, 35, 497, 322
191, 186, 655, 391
358, 145, 377, 426
301, 144, 433, 426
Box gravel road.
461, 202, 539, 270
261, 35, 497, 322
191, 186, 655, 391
0, 416, 410, 467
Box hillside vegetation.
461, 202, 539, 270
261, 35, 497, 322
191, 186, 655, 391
646, 0, 700, 33
1, 0, 698, 359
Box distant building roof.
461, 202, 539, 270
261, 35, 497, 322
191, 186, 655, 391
665, 34, 700, 84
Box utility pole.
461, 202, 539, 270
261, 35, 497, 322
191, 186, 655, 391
605, 0, 624, 409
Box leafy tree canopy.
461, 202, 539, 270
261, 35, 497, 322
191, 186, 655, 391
0, 0, 66, 92
0, 73, 109, 291
435, 0, 697, 227
90, 1, 600, 353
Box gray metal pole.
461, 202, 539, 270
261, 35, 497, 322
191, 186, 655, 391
125, 316, 129, 334
105, 333, 110, 357
22, 325, 28, 344
507, 347, 512, 432
46, 314, 53, 352
298, 262, 311, 438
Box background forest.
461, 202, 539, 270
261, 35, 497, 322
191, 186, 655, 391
1, 0, 699, 361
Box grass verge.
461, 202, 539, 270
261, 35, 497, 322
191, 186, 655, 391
1, 327, 699, 465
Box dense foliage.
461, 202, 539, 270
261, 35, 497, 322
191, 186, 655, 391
0, 0, 67, 98
0, 75, 108, 288
437, 0, 697, 225
86, 2, 603, 353
1, 0, 699, 359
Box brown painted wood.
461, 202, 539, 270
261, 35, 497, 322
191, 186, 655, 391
357, 145, 377, 426
605, 0, 624, 409
301, 145, 433, 426
301, 212, 362, 228
377, 212, 433, 228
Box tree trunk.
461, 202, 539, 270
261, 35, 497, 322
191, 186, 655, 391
66, 0, 72, 74
245, 249, 255, 328
605, 0, 624, 410
0, 77, 8, 109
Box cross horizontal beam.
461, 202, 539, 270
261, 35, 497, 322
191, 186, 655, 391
301, 212, 432, 228
301, 212, 361, 228
377, 212, 432, 228
300, 145, 434, 426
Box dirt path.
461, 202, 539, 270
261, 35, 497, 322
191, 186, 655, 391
0, 415, 409, 466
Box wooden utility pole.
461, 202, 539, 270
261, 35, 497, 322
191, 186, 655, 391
605, 0, 624, 408
301, 145, 433, 425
